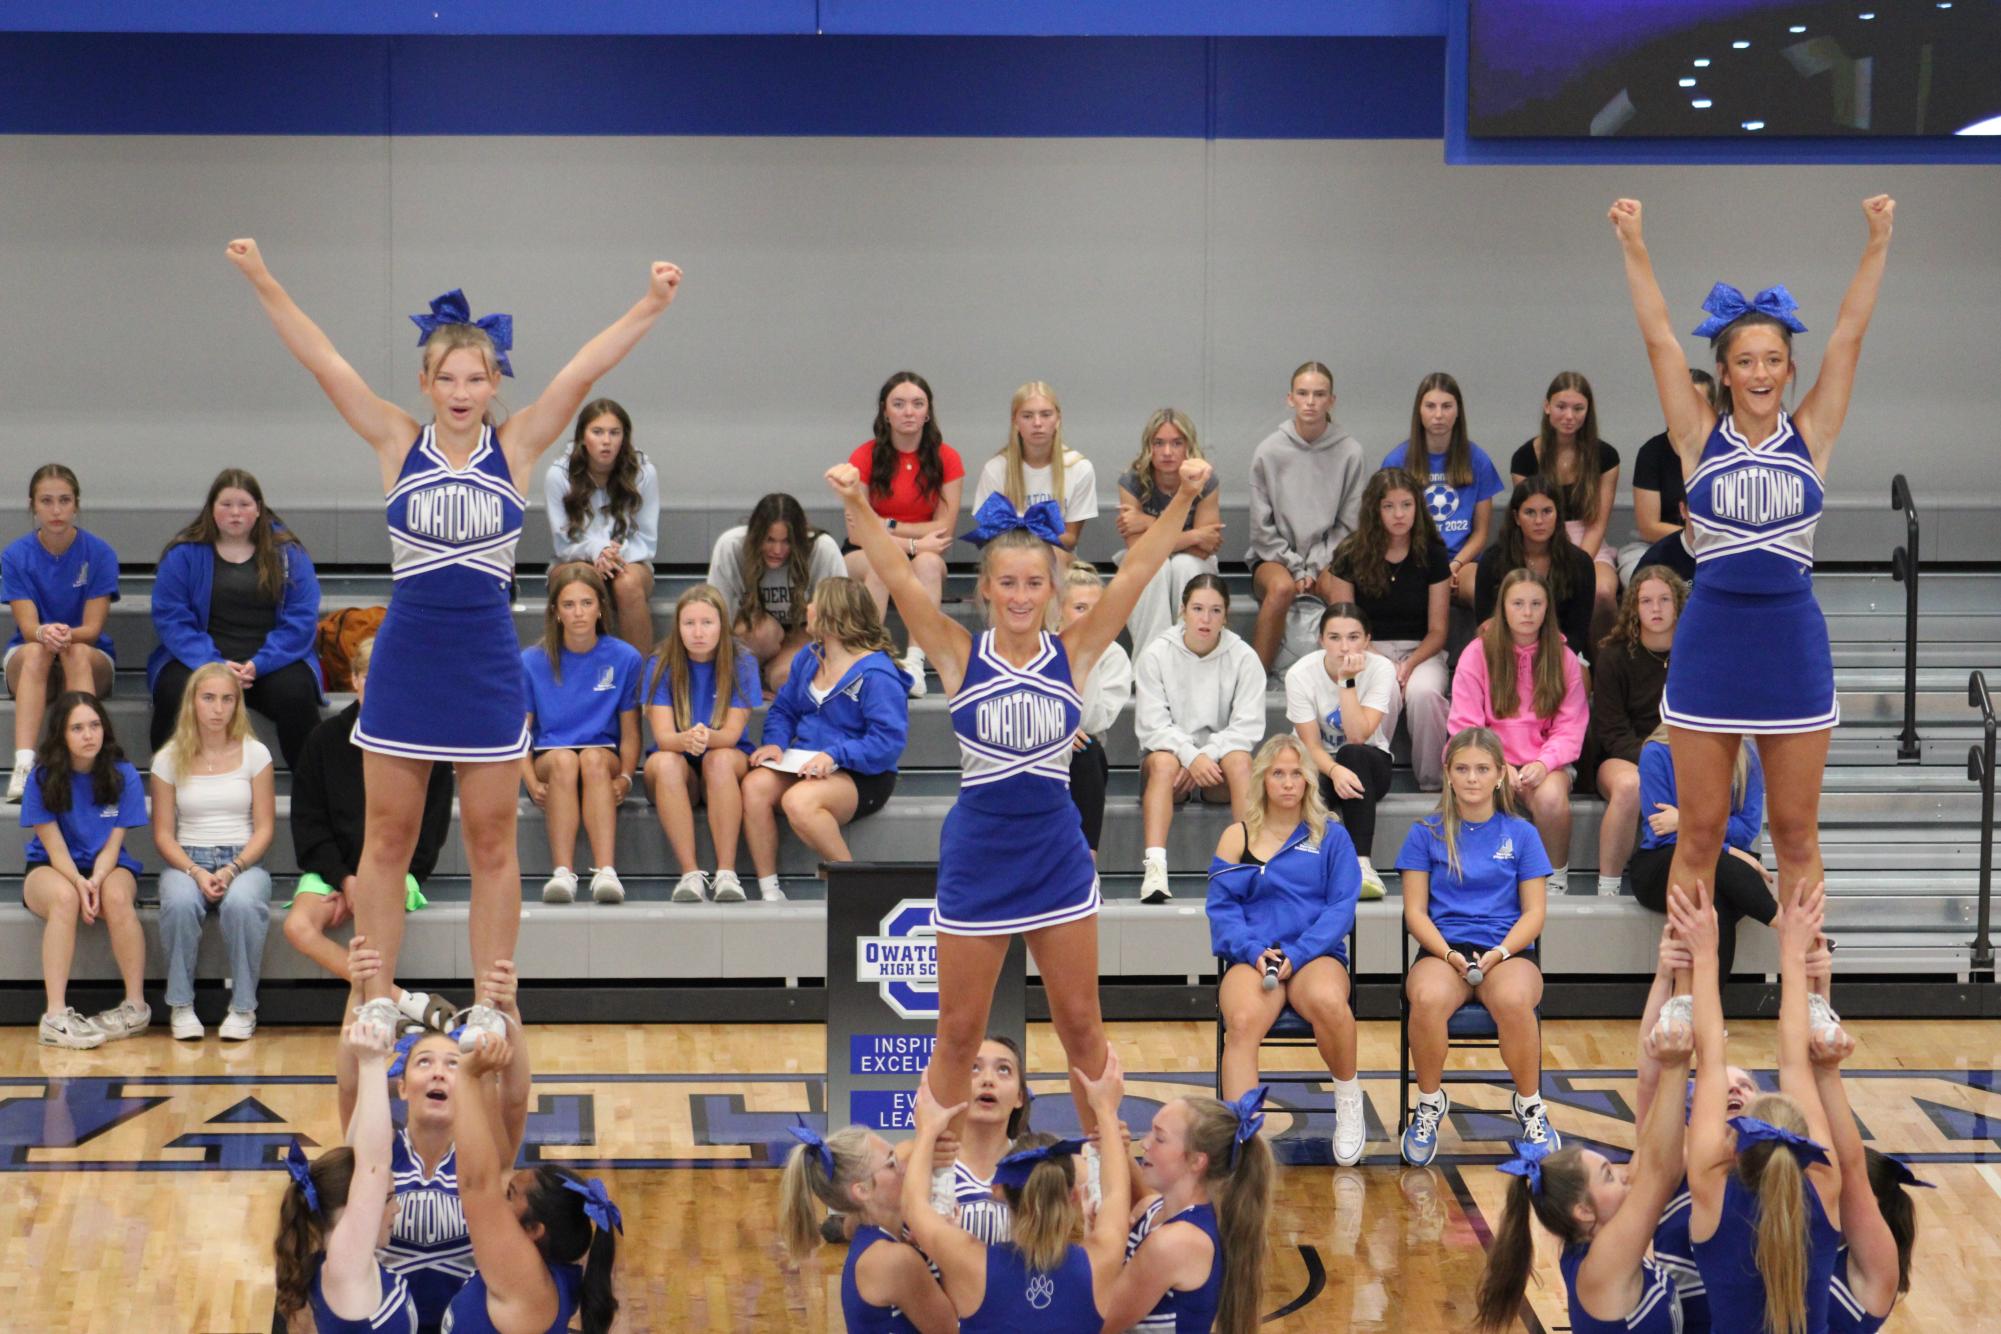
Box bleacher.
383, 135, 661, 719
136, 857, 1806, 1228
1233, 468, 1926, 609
3, 497, 1993, 1023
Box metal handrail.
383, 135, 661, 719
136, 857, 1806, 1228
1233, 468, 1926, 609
1970, 671, 1996, 975
1890, 475, 1921, 760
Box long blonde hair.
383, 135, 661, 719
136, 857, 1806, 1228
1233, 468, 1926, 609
1432, 727, 1520, 878
541, 564, 612, 684
999, 1132, 1082, 1275
997, 381, 1078, 510
1481, 568, 1569, 721
777, 1124, 878, 1262
161, 662, 251, 777
1122, 408, 1205, 511
1177, 1098, 1275, 1334
1243, 733, 1328, 851
646, 584, 744, 731
1646, 723, 1755, 811
1738, 1093, 1816, 1334
807, 576, 899, 658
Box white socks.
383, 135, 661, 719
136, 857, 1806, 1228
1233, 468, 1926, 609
1417, 1088, 1446, 1109
1597, 874, 1623, 896
1547, 866, 1569, 894
1143, 847, 1167, 867
930, 1165, 957, 1217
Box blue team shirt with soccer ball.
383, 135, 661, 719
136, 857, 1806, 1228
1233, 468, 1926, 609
1380, 441, 1506, 557
521, 637, 643, 751
21, 761, 149, 872
1394, 810, 1552, 949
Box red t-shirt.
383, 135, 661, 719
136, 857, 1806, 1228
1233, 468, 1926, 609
849, 440, 964, 526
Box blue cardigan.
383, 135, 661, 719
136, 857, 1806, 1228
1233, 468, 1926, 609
145, 539, 325, 698
1637, 738, 1764, 853
762, 643, 909, 777
1207, 821, 1361, 969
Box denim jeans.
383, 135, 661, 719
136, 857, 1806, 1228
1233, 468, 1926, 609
158, 844, 272, 1012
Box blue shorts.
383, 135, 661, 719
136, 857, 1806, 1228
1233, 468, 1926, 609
933, 798, 1098, 937
1662, 583, 1838, 735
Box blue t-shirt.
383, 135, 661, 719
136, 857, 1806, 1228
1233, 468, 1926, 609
521, 637, 642, 751
1380, 441, 1506, 557
644, 646, 763, 755
1394, 810, 1552, 950
2, 529, 121, 659
21, 760, 148, 872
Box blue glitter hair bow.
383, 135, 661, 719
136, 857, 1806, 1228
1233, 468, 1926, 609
788, 1119, 835, 1178
410, 289, 515, 377
1496, 1138, 1555, 1195
284, 1139, 320, 1214
1227, 1085, 1269, 1167
562, 1176, 624, 1235
1879, 1155, 1935, 1190
1729, 1115, 1830, 1167
1690, 282, 1808, 339
993, 1137, 1088, 1192
962, 493, 1067, 548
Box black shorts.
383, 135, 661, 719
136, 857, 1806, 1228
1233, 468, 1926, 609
848, 769, 897, 819
1407, 938, 1541, 979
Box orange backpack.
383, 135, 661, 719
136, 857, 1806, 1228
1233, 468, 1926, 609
316, 606, 388, 691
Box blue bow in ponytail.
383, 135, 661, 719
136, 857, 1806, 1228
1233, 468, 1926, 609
993, 1138, 1088, 1191
410, 289, 515, 377
789, 1119, 836, 1178
561, 1176, 624, 1235
1729, 1115, 1831, 1167
1690, 282, 1808, 339
1226, 1085, 1269, 1167
962, 493, 1067, 548
1496, 1138, 1554, 1195
1879, 1155, 1935, 1190
283, 1140, 320, 1214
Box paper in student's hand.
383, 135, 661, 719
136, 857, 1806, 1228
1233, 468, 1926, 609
761, 748, 831, 774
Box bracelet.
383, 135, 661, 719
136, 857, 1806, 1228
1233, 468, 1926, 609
1496, 945, 1513, 962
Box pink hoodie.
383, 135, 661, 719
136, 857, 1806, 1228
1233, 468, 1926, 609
1446, 639, 1588, 770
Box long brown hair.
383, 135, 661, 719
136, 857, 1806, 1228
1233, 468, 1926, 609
1177, 1098, 1276, 1334
1473, 1146, 1591, 1332
1482, 568, 1569, 721
558, 399, 646, 547
868, 371, 948, 507
1331, 468, 1437, 599
1407, 372, 1474, 488
735, 494, 819, 632
999, 1132, 1081, 1275
1738, 1093, 1815, 1334
164, 468, 301, 601
1600, 564, 1688, 655
272, 1145, 357, 1319
1431, 727, 1521, 878
1493, 477, 1582, 606
806, 576, 899, 658
645, 584, 743, 731
541, 564, 612, 684
1531, 371, 1605, 525
520, 1166, 620, 1334
34, 691, 127, 812
1122, 408, 1206, 511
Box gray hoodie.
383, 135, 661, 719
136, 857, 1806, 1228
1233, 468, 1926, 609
1245, 417, 1366, 578
1132, 626, 1269, 767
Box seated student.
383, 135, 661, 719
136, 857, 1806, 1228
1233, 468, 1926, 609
843, 371, 965, 696
520, 566, 643, 906
1618, 368, 1714, 585
1284, 604, 1401, 896
1099, 1092, 1277, 1334
1396, 725, 1558, 1166
5, 464, 118, 804
1116, 407, 1224, 649
151, 662, 276, 1042
545, 398, 659, 656
1475, 477, 1597, 664
969, 380, 1097, 565
1382, 372, 1506, 606
281, 635, 454, 1006
743, 577, 909, 903
1328, 468, 1451, 793
1246, 361, 1367, 669
1133, 575, 1266, 905
1631, 725, 1774, 979
20, 692, 149, 1049
904, 1055, 1132, 1333
1509, 372, 1620, 645
709, 493, 847, 693
1590, 566, 1688, 898
149, 468, 324, 771
643, 584, 761, 905
1209, 733, 1365, 1161
1059, 563, 1132, 862
781, 1120, 960, 1334
1449, 569, 1589, 890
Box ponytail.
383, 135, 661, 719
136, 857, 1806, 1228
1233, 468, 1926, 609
523, 1166, 622, 1334
270, 1146, 355, 1318
777, 1124, 878, 1262
999, 1132, 1081, 1275
1741, 1093, 1813, 1334
580, 1222, 619, 1334
1472, 1147, 1590, 1333
1178, 1097, 1277, 1334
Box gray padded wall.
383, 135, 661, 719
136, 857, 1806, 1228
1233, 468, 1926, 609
2, 135, 1996, 538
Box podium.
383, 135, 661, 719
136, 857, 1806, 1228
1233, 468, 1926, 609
825, 862, 1026, 1131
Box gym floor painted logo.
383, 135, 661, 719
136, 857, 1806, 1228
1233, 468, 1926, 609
0, 1069, 1995, 1172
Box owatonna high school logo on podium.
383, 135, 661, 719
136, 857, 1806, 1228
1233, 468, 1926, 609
854, 898, 940, 1019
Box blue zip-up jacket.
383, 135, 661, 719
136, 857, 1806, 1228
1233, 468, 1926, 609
1638, 737, 1763, 853
1206, 820, 1361, 968
762, 642, 908, 776
145, 538, 325, 699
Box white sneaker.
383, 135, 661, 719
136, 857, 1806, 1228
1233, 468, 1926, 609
1140, 861, 1172, 904
170, 1005, 205, 1041
589, 866, 625, 904
39, 1007, 105, 1049
1333, 1083, 1368, 1166
4, 756, 27, 804
1807, 992, 1843, 1044
1356, 857, 1386, 902
453, 1003, 508, 1053
671, 871, 710, 903
1082, 1141, 1103, 1216
1650, 994, 1694, 1051
759, 879, 789, 903
219, 1008, 257, 1041
1546, 868, 1569, 896
94, 999, 151, 1040
541, 868, 578, 904
1512, 1092, 1560, 1151
711, 870, 745, 903
354, 997, 407, 1038
902, 650, 929, 699
396, 990, 454, 1030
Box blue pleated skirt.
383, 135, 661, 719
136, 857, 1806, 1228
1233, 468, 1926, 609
353, 593, 529, 763
934, 797, 1099, 936
1662, 582, 1838, 735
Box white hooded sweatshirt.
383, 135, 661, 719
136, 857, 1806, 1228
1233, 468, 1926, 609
1132, 625, 1269, 767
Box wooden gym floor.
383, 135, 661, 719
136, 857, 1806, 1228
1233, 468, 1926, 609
2, 1018, 1996, 1332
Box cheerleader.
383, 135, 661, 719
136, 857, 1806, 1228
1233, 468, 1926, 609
1114, 407, 1223, 650
830, 452, 1211, 1144
226, 238, 680, 1046
1611, 195, 1894, 916
544, 398, 658, 656
926, 1036, 1034, 1242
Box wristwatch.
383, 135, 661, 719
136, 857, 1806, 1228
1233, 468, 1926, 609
1343, 677, 1358, 690
1495, 945, 1513, 962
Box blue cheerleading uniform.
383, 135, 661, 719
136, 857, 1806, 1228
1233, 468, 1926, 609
439, 1263, 580, 1334
1662, 412, 1835, 734
1692, 1172, 1838, 1334
309, 1256, 420, 1334
354, 425, 531, 763
1827, 1247, 1889, 1334
842, 1224, 923, 1333
1653, 1180, 1711, 1334
952, 1160, 1013, 1245
936, 630, 1096, 936
1560, 1243, 1684, 1333
960, 1242, 1099, 1332
1123, 1198, 1223, 1333
382, 1129, 472, 1329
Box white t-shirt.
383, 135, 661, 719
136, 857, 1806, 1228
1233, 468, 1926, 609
1284, 650, 1400, 755
971, 452, 1099, 523
151, 737, 273, 847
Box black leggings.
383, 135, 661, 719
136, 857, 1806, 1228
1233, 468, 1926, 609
151, 657, 322, 770
1069, 737, 1109, 852
1317, 743, 1393, 860
1629, 843, 1778, 979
